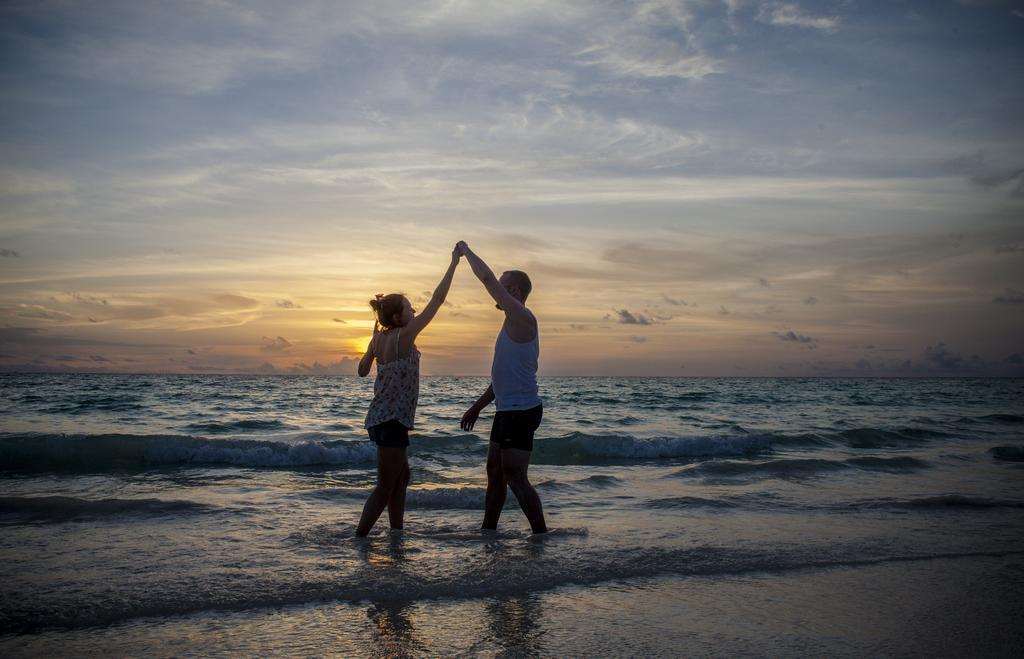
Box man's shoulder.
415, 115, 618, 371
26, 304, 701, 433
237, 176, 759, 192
504, 308, 537, 343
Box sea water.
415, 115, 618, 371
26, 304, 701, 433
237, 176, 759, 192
1, 375, 1022, 656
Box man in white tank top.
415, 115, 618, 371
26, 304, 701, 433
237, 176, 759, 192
457, 241, 548, 534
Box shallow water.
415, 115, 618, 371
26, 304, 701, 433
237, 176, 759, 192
1, 375, 1022, 654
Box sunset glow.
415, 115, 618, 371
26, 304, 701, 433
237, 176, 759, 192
1, 1, 1022, 375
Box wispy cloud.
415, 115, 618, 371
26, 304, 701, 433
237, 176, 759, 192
923, 343, 964, 370
12, 305, 74, 322
993, 289, 1024, 304
757, 3, 840, 32
773, 330, 817, 344
614, 309, 652, 325
260, 335, 292, 352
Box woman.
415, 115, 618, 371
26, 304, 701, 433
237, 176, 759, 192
355, 245, 461, 536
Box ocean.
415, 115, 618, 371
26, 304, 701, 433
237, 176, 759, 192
1, 374, 1022, 656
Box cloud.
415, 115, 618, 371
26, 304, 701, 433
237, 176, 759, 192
922, 343, 964, 370
72, 293, 109, 305
14, 305, 74, 322
284, 357, 359, 375
628, 335, 647, 343
276, 299, 303, 309
662, 295, 688, 306
0, 249, 19, 257
50, 354, 78, 362
89, 355, 110, 362
972, 166, 1024, 195
488, 233, 548, 253
332, 318, 348, 324
719, 306, 729, 315
13, 293, 264, 329
758, 277, 770, 288
773, 330, 817, 344
568, 323, 590, 331
802, 296, 818, 305
260, 335, 292, 352
993, 289, 1024, 304
614, 309, 652, 325
1006, 353, 1023, 364
994, 245, 1022, 254
757, 3, 840, 32
573, 2, 722, 80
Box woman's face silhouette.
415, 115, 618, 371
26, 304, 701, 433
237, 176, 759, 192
397, 298, 416, 326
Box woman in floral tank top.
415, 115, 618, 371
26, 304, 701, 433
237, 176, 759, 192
355, 245, 461, 537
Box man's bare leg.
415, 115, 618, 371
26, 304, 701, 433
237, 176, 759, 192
501, 447, 547, 534
483, 441, 507, 530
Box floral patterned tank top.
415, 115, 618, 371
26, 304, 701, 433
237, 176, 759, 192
364, 328, 420, 430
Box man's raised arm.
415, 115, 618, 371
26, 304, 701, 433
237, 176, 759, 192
457, 241, 529, 323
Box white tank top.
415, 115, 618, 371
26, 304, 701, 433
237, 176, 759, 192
491, 326, 542, 411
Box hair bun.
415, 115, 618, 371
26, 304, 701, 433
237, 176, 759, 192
369, 299, 380, 311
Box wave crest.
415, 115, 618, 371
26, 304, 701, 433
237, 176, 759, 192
0, 433, 377, 471
0, 496, 219, 522
532, 432, 771, 463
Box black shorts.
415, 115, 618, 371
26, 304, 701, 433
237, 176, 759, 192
367, 420, 410, 448
489, 404, 543, 452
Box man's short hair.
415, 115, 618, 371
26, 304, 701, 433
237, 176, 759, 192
505, 270, 532, 300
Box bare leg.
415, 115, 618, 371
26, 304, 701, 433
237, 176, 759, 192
482, 441, 507, 530
501, 448, 547, 534
356, 446, 407, 537
387, 459, 410, 529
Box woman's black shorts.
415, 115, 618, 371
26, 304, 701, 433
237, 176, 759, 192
367, 420, 410, 448
489, 404, 543, 452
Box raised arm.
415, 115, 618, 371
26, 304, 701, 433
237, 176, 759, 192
460, 384, 495, 431
457, 241, 531, 327
404, 246, 460, 337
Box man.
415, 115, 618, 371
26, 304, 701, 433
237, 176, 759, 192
457, 240, 547, 534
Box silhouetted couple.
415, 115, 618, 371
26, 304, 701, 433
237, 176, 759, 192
355, 241, 546, 537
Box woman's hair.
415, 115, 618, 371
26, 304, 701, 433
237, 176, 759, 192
369, 293, 408, 328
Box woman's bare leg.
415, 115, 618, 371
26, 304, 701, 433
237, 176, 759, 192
356, 446, 407, 537
387, 459, 411, 529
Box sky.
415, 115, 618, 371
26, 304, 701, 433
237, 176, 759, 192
0, 0, 1022, 376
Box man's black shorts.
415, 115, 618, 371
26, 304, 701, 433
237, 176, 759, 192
367, 420, 410, 448
489, 404, 543, 452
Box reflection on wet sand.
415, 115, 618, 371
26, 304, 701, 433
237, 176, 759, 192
366, 600, 424, 658
358, 530, 412, 567
355, 529, 552, 655
485, 594, 545, 656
